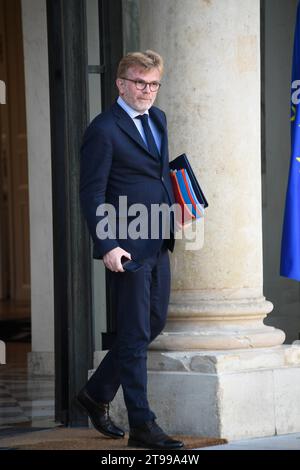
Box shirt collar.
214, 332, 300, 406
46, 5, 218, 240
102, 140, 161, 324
117, 96, 149, 119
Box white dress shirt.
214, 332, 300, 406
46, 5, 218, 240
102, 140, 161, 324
117, 96, 162, 153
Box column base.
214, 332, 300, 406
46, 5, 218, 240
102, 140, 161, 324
150, 295, 286, 350
150, 324, 286, 350
94, 345, 300, 439
27, 351, 54, 376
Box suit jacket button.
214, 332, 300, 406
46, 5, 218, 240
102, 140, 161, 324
161, 176, 164, 182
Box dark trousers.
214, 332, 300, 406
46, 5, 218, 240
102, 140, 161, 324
85, 245, 171, 427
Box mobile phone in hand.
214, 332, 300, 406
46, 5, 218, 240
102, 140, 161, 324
121, 257, 143, 272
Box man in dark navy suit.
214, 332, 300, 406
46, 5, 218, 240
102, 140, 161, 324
78, 51, 183, 450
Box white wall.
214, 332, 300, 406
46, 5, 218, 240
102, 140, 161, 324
21, 0, 54, 373
263, 0, 300, 343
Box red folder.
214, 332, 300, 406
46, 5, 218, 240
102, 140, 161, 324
170, 171, 194, 224
169, 154, 208, 208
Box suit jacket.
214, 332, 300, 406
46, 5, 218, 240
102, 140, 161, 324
80, 101, 176, 260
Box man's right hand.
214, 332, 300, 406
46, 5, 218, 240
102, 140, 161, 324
103, 247, 131, 273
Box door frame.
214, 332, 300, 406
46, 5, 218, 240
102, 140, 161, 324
46, 0, 93, 426
46, 0, 123, 426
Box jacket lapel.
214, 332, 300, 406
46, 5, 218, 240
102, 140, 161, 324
112, 102, 167, 163
112, 102, 152, 157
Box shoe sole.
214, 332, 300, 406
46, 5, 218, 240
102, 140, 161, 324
128, 438, 184, 450
128, 438, 152, 449
75, 397, 125, 440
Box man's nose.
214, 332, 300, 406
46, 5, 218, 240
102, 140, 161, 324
142, 84, 151, 92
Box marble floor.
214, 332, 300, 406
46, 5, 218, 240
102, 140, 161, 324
0, 343, 55, 430
0, 364, 54, 427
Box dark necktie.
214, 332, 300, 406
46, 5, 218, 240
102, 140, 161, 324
136, 114, 160, 159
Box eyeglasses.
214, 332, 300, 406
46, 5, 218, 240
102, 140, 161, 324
120, 77, 161, 92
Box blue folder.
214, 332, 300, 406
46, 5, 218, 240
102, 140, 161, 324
169, 153, 208, 208
175, 169, 202, 218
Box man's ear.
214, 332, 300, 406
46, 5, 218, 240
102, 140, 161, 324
116, 78, 123, 94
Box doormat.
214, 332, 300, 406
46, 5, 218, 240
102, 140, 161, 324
0, 427, 227, 450
0, 426, 47, 439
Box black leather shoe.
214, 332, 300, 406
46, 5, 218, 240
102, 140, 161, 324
128, 420, 184, 449
76, 388, 124, 439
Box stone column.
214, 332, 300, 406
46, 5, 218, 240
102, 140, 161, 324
105, 0, 300, 440
140, 0, 285, 350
